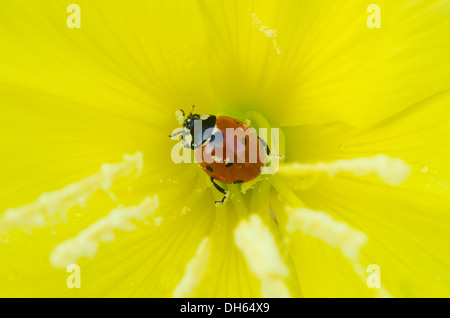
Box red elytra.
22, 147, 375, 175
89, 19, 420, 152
195, 116, 267, 184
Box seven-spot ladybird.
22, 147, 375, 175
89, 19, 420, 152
170, 106, 269, 204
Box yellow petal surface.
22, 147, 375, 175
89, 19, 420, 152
197, 0, 450, 127
1, 0, 449, 298
282, 93, 450, 297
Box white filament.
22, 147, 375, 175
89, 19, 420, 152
173, 238, 211, 298
235, 214, 291, 297
0, 153, 143, 235
50, 195, 159, 268
278, 155, 411, 186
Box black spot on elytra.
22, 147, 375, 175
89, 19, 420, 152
225, 163, 233, 168
206, 166, 213, 172
233, 180, 244, 184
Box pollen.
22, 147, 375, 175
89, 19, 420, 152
251, 13, 282, 55
234, 214, 291, 297
175, 110, 185, 125
278, 155, 411, 186
240, 175, 263, 194
0, 153, 144, 235
173, 238, 210, 297
50, 195, 159, 268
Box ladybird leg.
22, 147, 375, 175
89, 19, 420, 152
169, 130, 184, 138
258, 136, 271, 155
211, 177, 227, 204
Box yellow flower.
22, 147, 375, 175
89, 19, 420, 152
0, 0, 449, 297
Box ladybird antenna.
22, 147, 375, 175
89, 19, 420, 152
189, 105, 195, 115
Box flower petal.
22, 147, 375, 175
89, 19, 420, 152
197, 0, 450, 127
282, 92, 450, 297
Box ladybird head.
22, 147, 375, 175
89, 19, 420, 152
175, 106, 201, 130
173, 106, 217, 150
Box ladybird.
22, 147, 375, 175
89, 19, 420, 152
170, 106, 270, 204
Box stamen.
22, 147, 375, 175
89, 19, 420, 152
286, 208, 393, 297
286, 208, 367, 261
251, 13, 282, 55
235, 215, 291, 297
173, 238, 210, 298
278, 155, 411, 186
50, 195, 159, 268
0, 153, 144, 235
